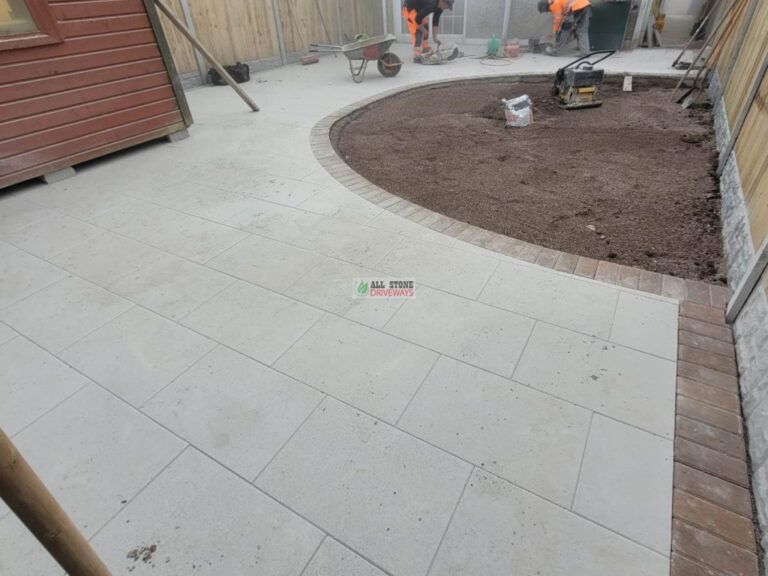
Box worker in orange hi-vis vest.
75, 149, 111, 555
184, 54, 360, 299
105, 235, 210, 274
402, 0, 455, 63
538, 0, 592, 56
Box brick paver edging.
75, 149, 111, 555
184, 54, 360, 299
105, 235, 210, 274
309, 73, 729, 309
311, 75, 761, 575
671, 301, 760, 576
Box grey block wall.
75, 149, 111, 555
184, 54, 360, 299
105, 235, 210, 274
712, 71, 768, 571
466, 0, 550, 40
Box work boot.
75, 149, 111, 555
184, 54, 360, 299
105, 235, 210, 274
413, 56, 423, 64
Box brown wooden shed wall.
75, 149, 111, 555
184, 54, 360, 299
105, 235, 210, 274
0, 0, 191, 189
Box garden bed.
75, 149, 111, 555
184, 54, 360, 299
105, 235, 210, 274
334, 77, 724, 282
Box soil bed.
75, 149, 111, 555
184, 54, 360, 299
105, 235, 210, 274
334, 77, 724, 282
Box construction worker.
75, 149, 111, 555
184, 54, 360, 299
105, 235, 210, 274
538, 0, 592, 56
402, 0, 455, 63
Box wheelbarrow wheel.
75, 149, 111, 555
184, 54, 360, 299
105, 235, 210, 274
377, 52, 402, 78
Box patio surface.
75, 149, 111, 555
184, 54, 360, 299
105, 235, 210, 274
0, 46, 685, 575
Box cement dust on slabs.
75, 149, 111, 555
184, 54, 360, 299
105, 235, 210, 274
335, 77, 724, 283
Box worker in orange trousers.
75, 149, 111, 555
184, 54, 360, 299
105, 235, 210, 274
402, 0, 455, 63
538, 0, 592, 56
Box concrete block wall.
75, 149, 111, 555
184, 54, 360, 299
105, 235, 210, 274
712, 71, 768, 571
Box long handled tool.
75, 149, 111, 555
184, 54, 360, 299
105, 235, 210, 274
670, 0, 723, 69
153, 0, 259, 112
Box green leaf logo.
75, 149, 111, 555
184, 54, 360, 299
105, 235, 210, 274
357, 281, 369, 296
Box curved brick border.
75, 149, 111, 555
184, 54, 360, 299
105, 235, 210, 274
311, 75, 762, 574
309, 73, 730, 309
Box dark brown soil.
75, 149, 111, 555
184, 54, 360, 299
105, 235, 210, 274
335, 77, 725, 282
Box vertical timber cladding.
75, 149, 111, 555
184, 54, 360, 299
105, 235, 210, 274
0, 0, 192, 189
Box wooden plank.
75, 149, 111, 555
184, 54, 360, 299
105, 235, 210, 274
0, 72, 169, 122
0, 44, 159, 84
0, 121, 186, 189
58, 14, 151, 38
0, 29, 156, 66
2, 110, 184, 174
0, 99, 180, 160
50, 0, 147, 20
2, 85, 175, 139
0, 58, 166, 104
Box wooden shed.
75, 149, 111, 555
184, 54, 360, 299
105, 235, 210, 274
0, 0, 192, 189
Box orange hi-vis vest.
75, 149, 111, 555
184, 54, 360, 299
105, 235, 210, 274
549, 0, 591, 33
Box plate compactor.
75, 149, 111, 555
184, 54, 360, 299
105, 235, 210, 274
552, 50, 615, 110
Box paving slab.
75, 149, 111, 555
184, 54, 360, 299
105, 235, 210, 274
0, 195, 56, 235
399, 356, 591, 506
88, 198, 185, 240
479, 260, 619, 339
144, 346, 322, 479
92, 448, 323, 576
0, 277, 133, 353
385, 286, 534, 377
143, 213, 248, 264
256, 398, 471, 576
611, 292, 679, 359
430, 468, 670, 576
0, 250, 67, 310
378, 238, 498, 299
0, 322, 14, 345
207, 234, 324, 292
12, 384, 184, 538
275, 314, 437, 423
0, 214, 104, 260
109, 253, 234, 320
514, 323, 677, 438
0, 336, 89, 436
283, 256, 406, 329
225, 200, 325, 242
180, 280, 324, 365
573, 415, 674, 555
60, 306, 216, 407
303, 538, 386, 576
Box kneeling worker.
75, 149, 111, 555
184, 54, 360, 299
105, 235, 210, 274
538, 0, 592, 56
402, 0, 455, 63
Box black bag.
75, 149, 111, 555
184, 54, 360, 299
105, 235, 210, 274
207, 62, 250, 85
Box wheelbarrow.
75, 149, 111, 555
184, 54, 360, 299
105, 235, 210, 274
310, 34, 402, 83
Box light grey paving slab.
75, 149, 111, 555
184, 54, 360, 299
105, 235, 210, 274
155, 186, 258, 223
384, 286, 535, 377
50, 232, 167, 287
181, 281, 324, 365
0, 195, 56, 235
378, 238, 498, 299
0, 322, 14, 345
284, 257, 406, 329
573, 415, 673, 555
92, 448, 323, 576
0, 277, 133, 353
514, 323, 677, 438
18, 178, 126, 219
367, 210, 456, 247
13, 384, 185, 538
303, 538, 386, 576
143, 214, 248, 264
109, 253, 234, 320
0, 514, 63, 576
0, 337, 89, 436
1, 214, 104, 260
610, 292, 679, 360
298, 188, 383, 222
256, 398, 472, 576
430, 468, 669, 576
0, 250, 67, 310
87, 198, 185, 240
275, 315, 437, 423
239, 175, 325, 207
225, 200, 325, 242
479, 261, 620, 339
293, 217, 401, 268
144, 346, 322, 479
399, 356, 591, 506
0, 239, 15, 258
207, 234, 324, 292
60, 307, 216, 407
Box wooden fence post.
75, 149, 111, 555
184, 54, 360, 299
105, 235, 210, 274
0, 427, 113, 576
